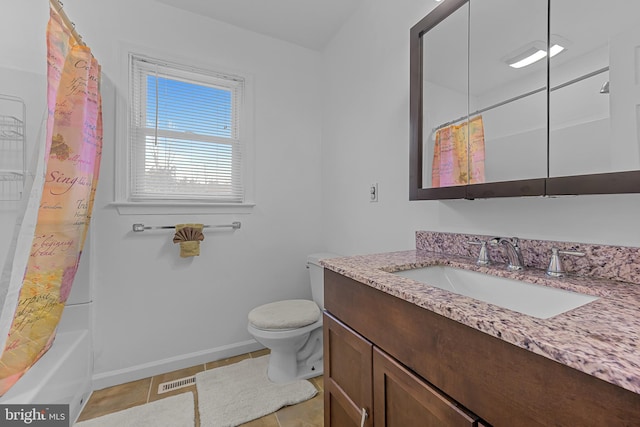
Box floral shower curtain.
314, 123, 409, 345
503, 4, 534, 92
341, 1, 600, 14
0, 5, 102, 396
432, 115, 486, 187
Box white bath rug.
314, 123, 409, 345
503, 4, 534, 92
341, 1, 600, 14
74, 391, 194, 427
196, 355, 318, 427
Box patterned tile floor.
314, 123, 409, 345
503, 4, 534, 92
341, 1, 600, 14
77, 349, 324, 426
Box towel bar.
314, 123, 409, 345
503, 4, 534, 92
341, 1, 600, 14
132, 222, 241, 232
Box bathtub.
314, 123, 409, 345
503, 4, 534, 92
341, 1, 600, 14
0, 329, 92, 423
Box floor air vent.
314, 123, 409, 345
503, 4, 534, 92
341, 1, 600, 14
157, 375, 196, 394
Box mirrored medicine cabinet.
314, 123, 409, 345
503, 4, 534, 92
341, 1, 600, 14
410, 0, 640, 200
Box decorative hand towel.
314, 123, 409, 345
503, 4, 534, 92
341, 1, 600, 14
173, 224, 204, 258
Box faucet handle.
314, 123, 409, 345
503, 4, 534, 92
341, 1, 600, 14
546, 247, 585, 277
466, 240, 491, 266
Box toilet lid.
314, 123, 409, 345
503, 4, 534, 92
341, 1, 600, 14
248, 299, 320, 330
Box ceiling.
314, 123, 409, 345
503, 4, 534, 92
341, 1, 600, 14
153, 0, 363, 51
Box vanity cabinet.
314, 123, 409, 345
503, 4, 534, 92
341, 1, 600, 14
323, 269, 640, 426
324, 312, 373, 427
324, 313, 481, 427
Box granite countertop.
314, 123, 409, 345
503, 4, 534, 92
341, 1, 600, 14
321, 250, 640, 395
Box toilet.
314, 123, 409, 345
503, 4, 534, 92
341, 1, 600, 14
247, 253, 339, 383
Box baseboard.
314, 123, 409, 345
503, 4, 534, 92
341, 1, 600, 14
91, 339, 264, 390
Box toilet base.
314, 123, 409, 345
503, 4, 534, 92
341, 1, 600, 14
266, 352, 323, 383
293, 357, 323, 381
259, 326, 324, 383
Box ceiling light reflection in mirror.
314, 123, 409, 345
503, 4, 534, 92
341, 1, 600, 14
505, 40, 567, 69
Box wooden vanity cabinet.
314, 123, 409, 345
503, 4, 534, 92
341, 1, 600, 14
323, 269, 640, 427
324, 313, 482, 426
324, 313, 373, 427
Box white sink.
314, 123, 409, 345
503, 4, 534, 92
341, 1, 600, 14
392, 266, 598, 319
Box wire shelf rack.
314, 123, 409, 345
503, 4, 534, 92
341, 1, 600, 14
0, 95, 26, 201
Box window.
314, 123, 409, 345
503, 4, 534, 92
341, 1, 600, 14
128, 54, 246, 203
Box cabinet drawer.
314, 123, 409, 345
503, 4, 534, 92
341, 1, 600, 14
374, 347, 480, 427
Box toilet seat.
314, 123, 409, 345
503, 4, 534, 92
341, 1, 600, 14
248, 299, 320, 331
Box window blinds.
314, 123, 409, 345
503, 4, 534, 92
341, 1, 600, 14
129, 54, 244, 202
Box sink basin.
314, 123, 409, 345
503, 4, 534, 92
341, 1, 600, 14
392, 266, 598, 319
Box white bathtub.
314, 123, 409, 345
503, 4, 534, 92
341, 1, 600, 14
0, 329, 92, 423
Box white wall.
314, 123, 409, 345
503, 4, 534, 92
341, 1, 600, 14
2, 0, 325, 388
321, 0, 640, 257
64, 0, 324, 386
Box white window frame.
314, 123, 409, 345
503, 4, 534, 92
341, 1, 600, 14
113, 51, 254, 215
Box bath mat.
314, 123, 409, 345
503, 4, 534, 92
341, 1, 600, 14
196, 355, 317, 427
75, 391, 194, 427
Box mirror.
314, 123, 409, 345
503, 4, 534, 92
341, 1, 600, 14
468, 0, 547, 184
549, 0, 640, 177
411, 0, 640, 200
421, 1, 468, 191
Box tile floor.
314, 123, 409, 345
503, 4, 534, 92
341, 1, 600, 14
76, 349, 324, 426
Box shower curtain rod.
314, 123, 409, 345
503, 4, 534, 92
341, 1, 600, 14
49, 0, 85, 46
432, 66, 610, 132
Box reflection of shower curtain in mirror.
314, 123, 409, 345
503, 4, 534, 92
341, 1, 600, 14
432, 115, 485, 187
0, 6, 102, 396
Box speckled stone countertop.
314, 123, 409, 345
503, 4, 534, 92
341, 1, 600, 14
321, 249, 640, 395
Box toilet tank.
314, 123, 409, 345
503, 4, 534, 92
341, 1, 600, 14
307, 253, 340, 310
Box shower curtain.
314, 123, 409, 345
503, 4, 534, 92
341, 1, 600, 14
432, 115, 486, 187
0, 5, 102, 396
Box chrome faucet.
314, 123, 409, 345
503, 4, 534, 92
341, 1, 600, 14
489, 237, 524, 271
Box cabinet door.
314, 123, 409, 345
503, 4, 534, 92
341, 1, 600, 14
373, 347, 480, 427
324, 312, 373, 427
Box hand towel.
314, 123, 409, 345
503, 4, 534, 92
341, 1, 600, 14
173, 223, 204, 257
